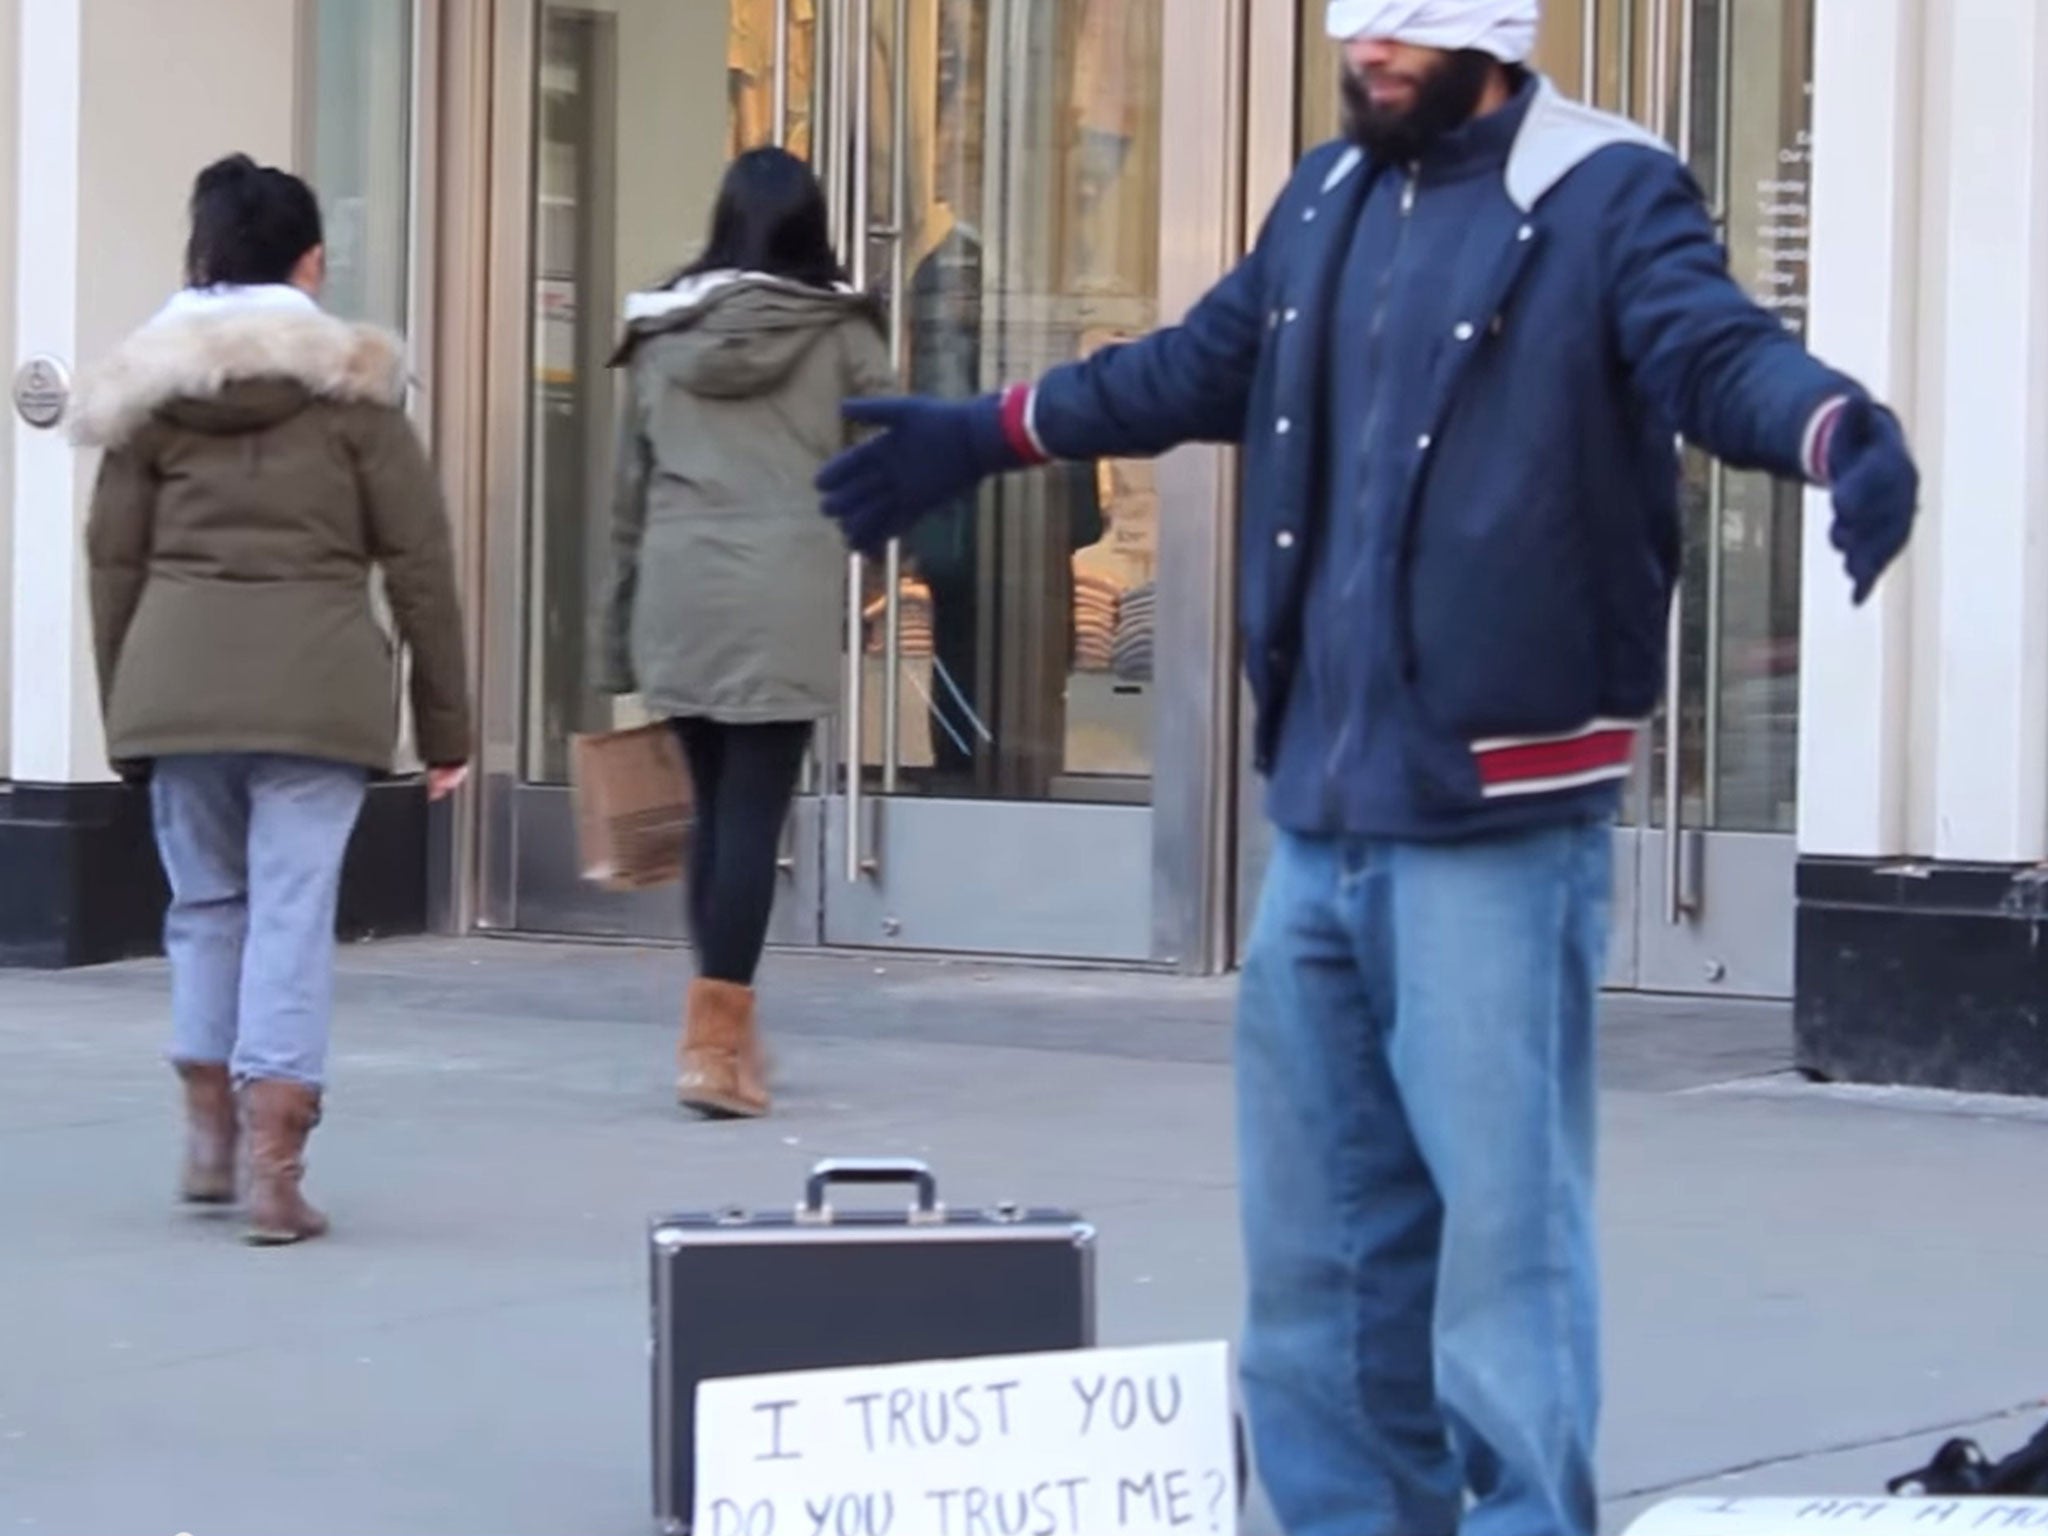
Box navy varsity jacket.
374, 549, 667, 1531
993, 77, 1859, 833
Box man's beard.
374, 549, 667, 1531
1341, 49, 1497, 162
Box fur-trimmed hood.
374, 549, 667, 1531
70, 303, 406, 449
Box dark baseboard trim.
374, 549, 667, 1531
0, 779, 428, 970
1796, 855, 2048, 1096
337, 781, 429, 942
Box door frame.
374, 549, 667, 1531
471, 0, 538, 937
1622, 0, 1805, 998
453, 0, 1250, 969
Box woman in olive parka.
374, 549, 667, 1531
600, 147, 892, 1119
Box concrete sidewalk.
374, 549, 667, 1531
2, 938, 2043, 1535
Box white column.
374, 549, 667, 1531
7, 0, 300, 785
0, 0, 21, 773
1927, 0, 2048, 863
1795, 0, 1923, 860
10, 0, 85, 783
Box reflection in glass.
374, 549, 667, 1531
729, 0, 1166, 804
727, 0, 819, 159
1297, 0, 1340, 150
1707, 0, 1810, 834
306, 0, 413, 334
1634, 0, 1811, 836
306, 0, 416, 768
523, 2, 740, 782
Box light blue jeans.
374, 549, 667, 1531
1237, 821, 1612, 1536
151, 754, 368, 1088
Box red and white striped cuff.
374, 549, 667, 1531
997, 383, 1052, 466
1802, 395, 1851, 486
1471, 718, 1643, 800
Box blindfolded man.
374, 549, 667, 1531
817, 4, 1918, 1531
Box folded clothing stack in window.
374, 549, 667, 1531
1113, 581, 1155, 683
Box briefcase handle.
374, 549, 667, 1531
802, 1158, 940, 1218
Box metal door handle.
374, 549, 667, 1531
819, 0, 849, 248
844, 552, 876, 881
881, 544, 902, 795
771, 0, 791, 146
825, 0, 862, 881
1662, 583, 1687, 923
879, 0, 910, 797
849, 0, 873, 287
840, 0, 913, 879
1661, 557, 1703, 925
842, 0, 880, 884
1647, 0, 1669, 140
1676, 0, 1697, 163
1617, 0, 1636, 120
1662, 0, 1710, 929
776, 801, 798, 876
1581, 0, 1601, 105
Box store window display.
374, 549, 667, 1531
305, 0, 413, 335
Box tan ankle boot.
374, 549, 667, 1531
677, 979, 769, 1119
174, 1061, 237, 1204
240, 1079, 329, 1245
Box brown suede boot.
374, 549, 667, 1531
677, 979, 769, 1119
174, 1061, 237, 1204
240, 1078, 329, 1245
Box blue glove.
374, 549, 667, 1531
1825, 397, 1919, 606
817, 393, 1037, 558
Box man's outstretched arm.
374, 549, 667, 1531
1604, 148, 1920, 604
817, 227, 1274, 557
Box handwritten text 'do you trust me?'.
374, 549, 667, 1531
692, 1342, 1239, 1536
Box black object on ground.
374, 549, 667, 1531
1890, 1419, 2048, 1497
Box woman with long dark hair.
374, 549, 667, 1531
600, 146, 892, 1119
72, 155, 472, 1242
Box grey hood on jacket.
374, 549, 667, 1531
612, 270, 882, 396
598, 270, 896, 725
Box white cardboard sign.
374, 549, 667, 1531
693, 1342, 1238, 1536
1628, 1499, 2048, 1536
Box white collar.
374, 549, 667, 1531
621, 268, 857, 324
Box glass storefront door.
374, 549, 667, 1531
472, 0, 1232, 963
807, 0, 1167, 956
1568, 0, 1814, 997
1272, 0, 1812, 997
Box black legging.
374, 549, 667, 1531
671, 718, 811, 985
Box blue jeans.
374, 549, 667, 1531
1237, 821, 1612, 1536
151, 754, 368, 1087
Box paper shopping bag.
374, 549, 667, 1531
569, 723, 694, 890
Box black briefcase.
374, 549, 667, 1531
648, 1158, 1096, 1534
